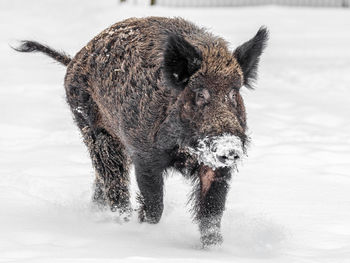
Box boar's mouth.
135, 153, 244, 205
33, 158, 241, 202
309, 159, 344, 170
198, 164, 216, 197
187, 134, 244, 170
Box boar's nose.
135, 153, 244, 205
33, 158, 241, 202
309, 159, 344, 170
216, 150, 240, 164
208, 135, 243, 166
190, 134, 244, 169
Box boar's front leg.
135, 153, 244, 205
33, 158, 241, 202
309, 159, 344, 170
195, 166, 232, 247
134, 158, 166, 224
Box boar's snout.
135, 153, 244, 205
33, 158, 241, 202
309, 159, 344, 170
210, 140, 241, 163
189, 134, 244, 169
216, 149, 240, 164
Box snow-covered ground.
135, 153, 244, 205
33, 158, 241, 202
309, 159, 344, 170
1, 0, 350, 262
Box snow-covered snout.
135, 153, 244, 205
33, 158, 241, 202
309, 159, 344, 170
189, 134, 244, 169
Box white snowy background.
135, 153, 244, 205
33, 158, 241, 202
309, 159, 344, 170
1, 0, 350, 262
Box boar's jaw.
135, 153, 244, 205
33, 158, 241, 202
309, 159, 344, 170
186, 134, 244, 170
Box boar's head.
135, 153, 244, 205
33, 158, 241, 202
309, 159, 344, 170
163, 27, 268, 170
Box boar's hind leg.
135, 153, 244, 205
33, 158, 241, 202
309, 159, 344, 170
66, 84, 131, 216
89, 131, 131, 216
194, 167, 232, 247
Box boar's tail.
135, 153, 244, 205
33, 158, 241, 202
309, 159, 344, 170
13, 40, 71, 66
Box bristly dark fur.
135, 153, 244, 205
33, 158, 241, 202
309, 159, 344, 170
234, 26, 269, 89
13, 40, 71, 66
14, 17, 268, 247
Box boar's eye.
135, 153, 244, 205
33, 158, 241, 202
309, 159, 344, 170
195, 89, 210, 106
228, 90, 238, 107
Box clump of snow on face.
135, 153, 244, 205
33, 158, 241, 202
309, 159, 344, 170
187, 134, 244, 170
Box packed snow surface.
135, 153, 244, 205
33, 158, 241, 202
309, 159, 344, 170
1, 0, 350, 262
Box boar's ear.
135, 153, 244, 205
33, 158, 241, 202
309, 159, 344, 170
163, 34, 202, 90
234, 27, 269, 89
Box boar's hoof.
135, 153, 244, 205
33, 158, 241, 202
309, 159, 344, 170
138, 205, 162, 224
138, 209, 162, 224
111, 205, 132, 222
201, 231, 223, 248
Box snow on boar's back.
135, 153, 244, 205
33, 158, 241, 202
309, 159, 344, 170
14, 17, 268, 247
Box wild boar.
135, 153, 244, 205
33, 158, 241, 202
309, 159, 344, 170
15, 17, 268, 246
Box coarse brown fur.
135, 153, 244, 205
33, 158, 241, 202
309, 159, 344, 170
14, 16, 268, 247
